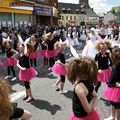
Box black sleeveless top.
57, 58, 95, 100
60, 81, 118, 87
6, 48, 13, 58
108, 62, 120, 87
95, 52, 112, 70
73, 80, 94, 118
57, 52, 65, 64
18, 55, 30, 68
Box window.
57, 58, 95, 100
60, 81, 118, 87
62, 16, 64, 20
70, 16, 72, 20
74, 16, 76, 20
66, 16, 68, 20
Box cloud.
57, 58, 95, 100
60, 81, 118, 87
89, 0, 113, 13
58, 0, 78, 4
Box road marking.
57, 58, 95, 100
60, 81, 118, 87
10, 91, 25, 102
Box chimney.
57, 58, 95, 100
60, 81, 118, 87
79, 0, 90, 9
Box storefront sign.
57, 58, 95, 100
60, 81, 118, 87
9, 1, 34, 7
33, 6, 53, 16
24, 0, 44, 3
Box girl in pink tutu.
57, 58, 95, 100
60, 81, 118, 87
67, 57, 100, 120
95, 41, 112, 92
4, 41, 18, 81
43, 33, 57, 70
52, 42, 68, 93
17, 43, 37, 103
104, 47, 120, 120
39, 38, 48, 66
29, 35, 39, 67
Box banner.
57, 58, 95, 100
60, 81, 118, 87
33, 6, 53, 16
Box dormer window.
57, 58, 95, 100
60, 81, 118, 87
67, 8, 71, 13
76, 9, 79, 14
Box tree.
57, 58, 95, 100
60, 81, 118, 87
112, 6, 120, 13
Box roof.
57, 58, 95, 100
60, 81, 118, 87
110, 11, 120, 16
85, 9, 99, 17
58, 2, 85, 14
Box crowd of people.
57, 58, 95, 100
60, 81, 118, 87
0, 23, 120, 120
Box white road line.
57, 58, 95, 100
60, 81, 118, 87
10, 91, 25, 102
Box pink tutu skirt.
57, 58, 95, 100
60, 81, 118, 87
46, 50, 57, 58
69, 110, 100, 120
97, 68, 111, 82
18, 67, 37, 81
38, 49, 47, 57
6, 57, 17, 66
0, 61, 3, 67
104, 87, 120, 103
29, 52, 38, 59
52, 63, 68, 75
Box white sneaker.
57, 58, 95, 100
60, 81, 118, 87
60, 90, 68, 94
104, 116, 115, 120
11, 77, 17, 81
4, 76, 11, 79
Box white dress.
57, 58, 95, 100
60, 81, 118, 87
72, 32, 79, 46
82, 34, 98, 59
66, 33, 74, 46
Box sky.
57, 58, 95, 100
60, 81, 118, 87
58, 0, 120, 14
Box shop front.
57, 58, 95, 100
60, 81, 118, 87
33, 4, 53, 25
0, 0, 34, 29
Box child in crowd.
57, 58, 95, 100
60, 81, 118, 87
0, 78, 31, 120
4, 41, 18, 81
68, 57, 100, 120
52, 42, 68, 93
95, 41, 112, 92
104, 47, 120, 120
17, 43, 37, 103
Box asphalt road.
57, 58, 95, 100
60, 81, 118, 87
0, 52, 111, 120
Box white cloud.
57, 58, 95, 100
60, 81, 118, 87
89, 0, 113, 13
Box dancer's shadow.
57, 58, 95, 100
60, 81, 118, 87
63, 91, 73, 100
31, 99, 61, 115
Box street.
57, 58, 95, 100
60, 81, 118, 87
0, 54, 110, 120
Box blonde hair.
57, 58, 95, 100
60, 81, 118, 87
95, 40, 112, 51
0, 78, 13, 120
18, 43, 34, 52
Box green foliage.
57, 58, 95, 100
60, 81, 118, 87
112, 6, 120, 13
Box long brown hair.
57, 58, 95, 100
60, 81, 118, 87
112, 47, 120, 66
0, 78, 13, 120
67, 57, 98, 85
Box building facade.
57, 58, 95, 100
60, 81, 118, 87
58, 0, 99, 27
0, 0, 34, 29
33, 0, 59, 25
0, 0, 59, 28
104, 11, 120, 24
58, 2, 86, 26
